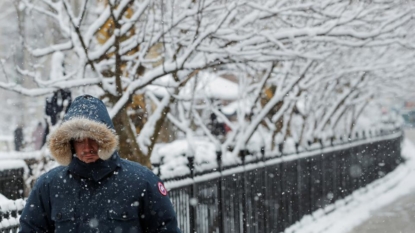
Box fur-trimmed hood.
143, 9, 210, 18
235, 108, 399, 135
48, 95, 118, 166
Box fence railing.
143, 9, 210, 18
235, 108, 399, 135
0, 128, 403, 232
165, 129, 403, 233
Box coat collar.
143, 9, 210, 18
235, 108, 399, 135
68, 153, 121, 181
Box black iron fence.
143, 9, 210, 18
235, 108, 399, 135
0, 168, 24, 200
165, 129, 403, 233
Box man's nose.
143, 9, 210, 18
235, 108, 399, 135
83, 138, 92, 147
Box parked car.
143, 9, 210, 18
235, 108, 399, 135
402, 111, 415, 128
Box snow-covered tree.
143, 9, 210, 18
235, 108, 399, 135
0, 0, 414, 169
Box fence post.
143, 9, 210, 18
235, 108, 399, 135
261, 147, 269, 233
153, 163, 160, 177
240, 149, 248, 233
154, 156, 163, 177
278, 143, 284, 154
216, 150, 225, 233
187, 154, 197, 233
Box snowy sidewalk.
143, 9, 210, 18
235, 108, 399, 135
290, 130, 415, 233
345, 130, 415, 233
347, 190, 415, 233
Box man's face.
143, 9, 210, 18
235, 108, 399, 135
73, 138, 100, 163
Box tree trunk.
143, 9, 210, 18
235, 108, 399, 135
270, 101, 284, 150
147, 96, 175, 157
106, 3, 151, 169
112, 106, 151, 168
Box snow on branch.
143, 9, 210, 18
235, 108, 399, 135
2, 0, 413, 166
29, 41, 73, 57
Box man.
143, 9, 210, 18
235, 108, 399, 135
42, 88, 72, 147
19, 95, 181, 233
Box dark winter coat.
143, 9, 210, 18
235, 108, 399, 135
19, 95, 181, 233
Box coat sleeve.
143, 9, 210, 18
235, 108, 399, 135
19, 175, 54, 233
140, 173, 182, 233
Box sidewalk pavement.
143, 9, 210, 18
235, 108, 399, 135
346, 129, 415, 233
347, 189, 415, 233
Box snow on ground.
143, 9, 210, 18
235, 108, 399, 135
153, 138, 221, 179
0, 159, 27, 171
0, 151, 43, 160
0, 193, 8, 202
288, 137, 415, 233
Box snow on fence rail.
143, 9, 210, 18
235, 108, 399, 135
0, 199, 25, 232
0, 161, 28, 232
158, 126, 401, 184
165, 128, 403, 233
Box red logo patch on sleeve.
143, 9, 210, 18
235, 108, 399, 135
158, 182, 168, 196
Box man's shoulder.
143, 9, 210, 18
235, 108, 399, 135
36, 166, 67, 184
118, 159, 157, 178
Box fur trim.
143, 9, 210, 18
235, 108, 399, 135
48, 118, 118, 166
